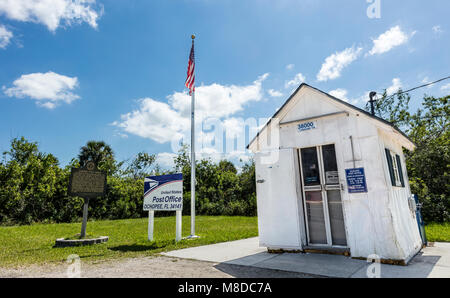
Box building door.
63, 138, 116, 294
255, 149, 303, 248
299, 144, 347, 247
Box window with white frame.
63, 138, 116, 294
390, 151, 402, 187
385, 148, 405, 188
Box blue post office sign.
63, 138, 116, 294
143, 173, 183, 211
345, 168, 368, 193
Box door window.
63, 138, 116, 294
305, 191, 327, 244
326, 190, 347, 246
322, 144, 339, 185
300, 147, 321, 186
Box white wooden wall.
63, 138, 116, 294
251, 86, 422, 261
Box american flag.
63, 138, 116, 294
185, 41, 195, 95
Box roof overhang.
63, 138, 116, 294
247, 83, 415, 151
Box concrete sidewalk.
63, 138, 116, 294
162, 237, 450, 278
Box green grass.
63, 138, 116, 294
0, 216, 258, 267
425, 222, 450, 242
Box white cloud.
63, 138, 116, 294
432, 25, 443, 35
368, 26, 411, 56
113, 131, 128, 139
386, 78, 402, 95
286, 64, 294, 70
38, 101, 57, 109
0, 0, 102, 32
156, 152, 177, 169
421, 77, 434, 89
114, 74, 269, 146
329, 88, 349, 102
223, 117, 245, 138
115, 98, 188, 144
227, 150, 251, 163
328, 88, 362, 105
356, 91, 372, 104
285, 73, 306, 88
441, 83, 450, 91
220, 116, 265, 157
0, 24, 12, 48
267, 89, 283, 97
316, 46, 362, 82
169, 73, 268, 120
3, 71, 80, 108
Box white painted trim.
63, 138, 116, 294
279, 111, 349, 127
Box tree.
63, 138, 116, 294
366, 91, 449, 222
123, 152, 156, 179
0, 137, 79, 224
0, 138, 259, 225
174, 144, 191, 173
218, 160, 237, 174
365, 90, 412, 130
3, 136, 40, 165
405, 95, 449, 222
174, 144, 192, 205
78, 141, 118, 175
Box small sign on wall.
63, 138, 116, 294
345, 168, 368, 193
325, 171, 339, 184
297, 121, 317, 132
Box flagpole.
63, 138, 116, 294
189, 34, 198, 239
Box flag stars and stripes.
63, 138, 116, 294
185, 41, 195, 95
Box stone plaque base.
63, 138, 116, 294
55, 236, 109, 247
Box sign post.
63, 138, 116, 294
176, 210, 182, 242
68, 161, 107, 238
148, 210, 154, 241
143, 173, 183, 241
56, 161, 108, 247
80, 198, 89, 238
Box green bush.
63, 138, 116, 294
0, 137, 257, 225
410, 178, 450, 223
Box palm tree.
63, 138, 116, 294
78, 141, 115, 172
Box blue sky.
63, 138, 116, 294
0, 0, 449, 169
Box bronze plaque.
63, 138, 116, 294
68, 162, 106, 198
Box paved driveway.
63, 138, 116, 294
162, 238, 450, 278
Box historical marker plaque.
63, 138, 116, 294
69, 161, 106, 198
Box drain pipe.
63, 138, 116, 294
350, 136, 356, 169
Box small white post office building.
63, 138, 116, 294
248, 83, 422, 264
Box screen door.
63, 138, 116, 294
299, 144, 347, 247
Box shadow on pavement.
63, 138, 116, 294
214, 263, 325, 278
214, 249, 446, 278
